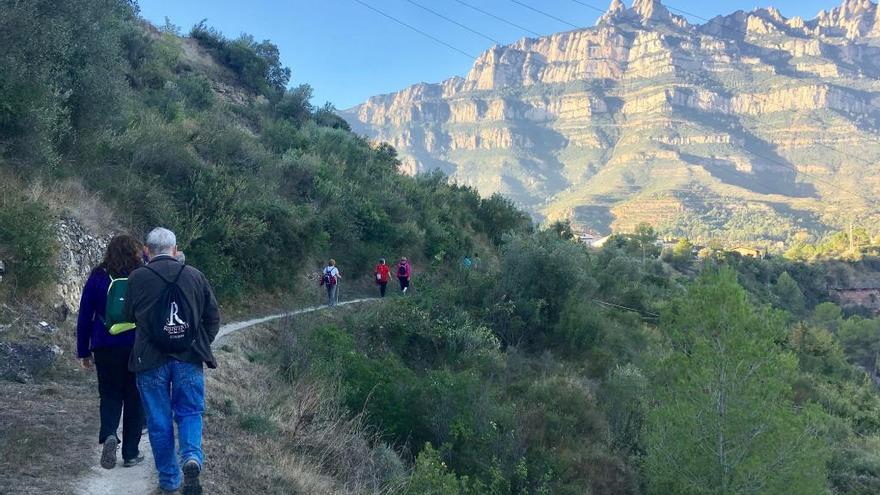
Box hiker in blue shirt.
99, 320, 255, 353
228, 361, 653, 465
76, 235, 145, 470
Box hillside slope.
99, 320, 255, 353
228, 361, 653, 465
343, 0, 880, 247
0, 1, 530, 301
4, 3, 880, 495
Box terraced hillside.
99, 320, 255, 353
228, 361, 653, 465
343, 0, 880, 248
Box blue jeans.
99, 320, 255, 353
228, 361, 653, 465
327, 284, 338, 305
136, 360, 205, 491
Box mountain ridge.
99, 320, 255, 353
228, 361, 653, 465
342, 0, 880, 248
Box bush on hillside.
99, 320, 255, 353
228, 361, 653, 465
0, 0, 137, 168
0, 189, 57, 291
190, 20, 290, 99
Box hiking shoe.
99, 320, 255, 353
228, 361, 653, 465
182, 459, 202, 495
100, 436, 118, 469
402, 287, 408, 294
123, 454, 145, 467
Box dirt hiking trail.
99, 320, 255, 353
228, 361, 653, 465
73, 298, 376, 495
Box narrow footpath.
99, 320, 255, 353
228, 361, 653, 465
72, 297, 376, 495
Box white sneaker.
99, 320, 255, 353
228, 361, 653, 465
403, 287, 408, 294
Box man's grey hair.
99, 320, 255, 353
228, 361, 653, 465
146, 227, 176, 256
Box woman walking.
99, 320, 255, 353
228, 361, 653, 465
374, 258, 390, 297
76, 235, 145, 469
320, 259, 342, 306
397, 257, 412, 294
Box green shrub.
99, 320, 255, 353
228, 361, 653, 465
0, 189, 57, 290
238, 414, 277, 435
600, 364, 648, 456
190, 21, 290, 99
178, 74, 214, 110
405, 443, 467, 495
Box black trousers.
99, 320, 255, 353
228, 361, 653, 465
398, 276, 409, 292
378, 282, 387, 297
94, 346, 144, 460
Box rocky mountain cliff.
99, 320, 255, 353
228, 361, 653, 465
342, 0, 880, 246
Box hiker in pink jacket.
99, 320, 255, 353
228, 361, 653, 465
396, 257, 412, 294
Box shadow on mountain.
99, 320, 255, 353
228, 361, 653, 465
764, 201, 829, 233
573, 204, 614, 234
671, 106, 817, 198
681, 152, 817, 198
507, 121, 572, 196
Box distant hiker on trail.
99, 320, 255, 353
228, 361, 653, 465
374, 258, 390, 297
125, 227, 220, 495
77, 235, 145, 470
397, 257, 412, 293
321, 259, 341, 306
462, 255, 473, 270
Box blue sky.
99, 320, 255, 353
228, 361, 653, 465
139, 0, 844, 109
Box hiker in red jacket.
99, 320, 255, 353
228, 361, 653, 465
397, 257, 412, 294
374, 258, 391, 298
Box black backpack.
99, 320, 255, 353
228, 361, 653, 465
398, 263, 408, 278
144, 264, 197, 353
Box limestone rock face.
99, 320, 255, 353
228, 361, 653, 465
815, 0, 877, 37
632, 0, 670, 22
343, 0, 880, 245
597, 0, 627, 26
55, 217, 110, 315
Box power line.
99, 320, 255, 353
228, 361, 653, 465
592, 298, 660, 319
665, 3, 721, 25
569, 0, 606, 15
405, 0, 502, 45
452, 0, 543, 37
508, 0, 582, 30
350, 0, 476, 59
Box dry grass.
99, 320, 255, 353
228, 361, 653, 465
0, 298, 116, 493
202, 307, 406, 495
26, 177, 120, 234
0, 377, 97, 494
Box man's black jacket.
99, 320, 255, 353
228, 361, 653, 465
124, 255, 221, 373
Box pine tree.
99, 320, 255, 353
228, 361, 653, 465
773, 271, 806, 316
645, 269, 828, 495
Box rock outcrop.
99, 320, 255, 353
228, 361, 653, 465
55, 216, 110, 315
343, 0, 880, 244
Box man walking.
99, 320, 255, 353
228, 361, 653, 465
125, 227, 220, 495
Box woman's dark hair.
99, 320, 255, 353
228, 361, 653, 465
97, 235, 144, 278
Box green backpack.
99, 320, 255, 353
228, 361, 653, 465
105, 274, 136, 335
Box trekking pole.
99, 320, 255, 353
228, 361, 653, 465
336, 281, 341, 305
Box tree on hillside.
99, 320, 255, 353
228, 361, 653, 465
646, 269, 828, 495
478, 193, 533, 246
666, 237, 694, 269
633, 222, 659, 262
773, 271, 806, 316
549, 219, 575, 241
837, 318, 880, 377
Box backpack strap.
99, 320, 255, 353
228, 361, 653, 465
145, 262, 187, 286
